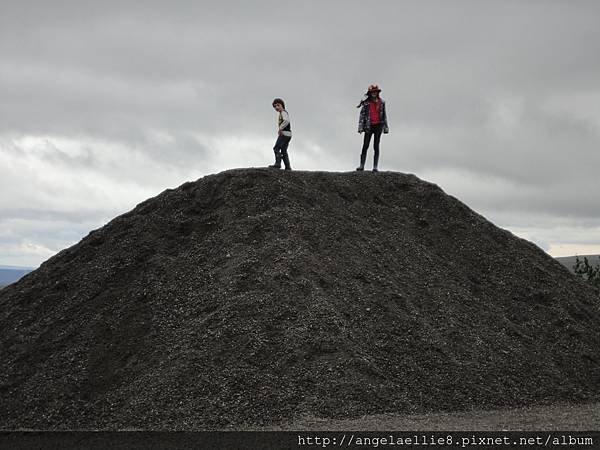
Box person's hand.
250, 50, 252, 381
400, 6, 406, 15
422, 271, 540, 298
278, 129, 282, 136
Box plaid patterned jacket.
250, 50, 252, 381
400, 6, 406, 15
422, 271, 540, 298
358, 99, 389, 134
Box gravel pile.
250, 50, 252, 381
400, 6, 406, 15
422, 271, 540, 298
1, 168, 599, 430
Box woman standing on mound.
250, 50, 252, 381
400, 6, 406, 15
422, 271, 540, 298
357, 84, 389, 172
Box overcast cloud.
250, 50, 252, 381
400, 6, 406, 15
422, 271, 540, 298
1, 0, 599, 267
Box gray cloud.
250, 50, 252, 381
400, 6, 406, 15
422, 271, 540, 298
1, 0, 599, 265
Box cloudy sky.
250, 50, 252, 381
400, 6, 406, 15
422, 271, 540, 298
1, 0, 599, 267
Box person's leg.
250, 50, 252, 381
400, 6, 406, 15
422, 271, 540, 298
372, 124, 383, 172
281, 136, 292, 170
269, 136, 283, 168
357, 131, 372, 171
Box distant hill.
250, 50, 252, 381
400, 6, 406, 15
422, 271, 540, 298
555, 255, 600, 274
0, 266, 34, 287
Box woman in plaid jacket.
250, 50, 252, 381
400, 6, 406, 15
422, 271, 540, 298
357, 84, 389, 172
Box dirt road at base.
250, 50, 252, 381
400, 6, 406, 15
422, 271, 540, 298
254, 402, 600, 431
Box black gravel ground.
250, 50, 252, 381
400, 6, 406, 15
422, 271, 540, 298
1, 168, 599, 430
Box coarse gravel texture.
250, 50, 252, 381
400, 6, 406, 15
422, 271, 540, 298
1, 168, 599, 430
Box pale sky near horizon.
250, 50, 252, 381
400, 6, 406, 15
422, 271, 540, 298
1, 0, 600, 267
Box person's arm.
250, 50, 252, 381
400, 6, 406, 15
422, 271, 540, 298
279, 110, 290, 130
358, 105, 366, 133
382, 101, 389, 133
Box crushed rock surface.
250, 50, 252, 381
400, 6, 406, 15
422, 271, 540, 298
1, 168, 599, 430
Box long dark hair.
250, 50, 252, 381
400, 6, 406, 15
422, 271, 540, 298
356, 94, 368, 108
356, 91, 380, 108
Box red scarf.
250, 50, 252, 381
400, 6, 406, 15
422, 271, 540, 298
369, 99, 381, 124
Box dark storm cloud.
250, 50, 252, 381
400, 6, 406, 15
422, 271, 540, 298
1, 0, 600, 264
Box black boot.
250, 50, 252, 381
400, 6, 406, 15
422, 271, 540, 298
268, 150, 281, 169
373, 152, 379, 172
356, 153, 366, 171
282, 153, 292, 171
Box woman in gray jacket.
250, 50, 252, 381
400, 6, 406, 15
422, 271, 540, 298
357, 84, 389, 172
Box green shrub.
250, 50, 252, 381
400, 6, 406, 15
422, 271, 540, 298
573, 255, 600, 289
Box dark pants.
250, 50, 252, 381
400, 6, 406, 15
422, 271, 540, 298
273, 135, 292, 169
361, 123, 383, 165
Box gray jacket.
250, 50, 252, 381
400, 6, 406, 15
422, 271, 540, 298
358, 99, 389, 134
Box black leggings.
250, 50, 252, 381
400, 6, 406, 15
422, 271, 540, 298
274, 135, 291, 157
361, 123, 383, 159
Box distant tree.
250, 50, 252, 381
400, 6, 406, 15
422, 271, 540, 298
573, 255, 600, 289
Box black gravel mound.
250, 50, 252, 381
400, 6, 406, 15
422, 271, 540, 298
1, 168, 599, 430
